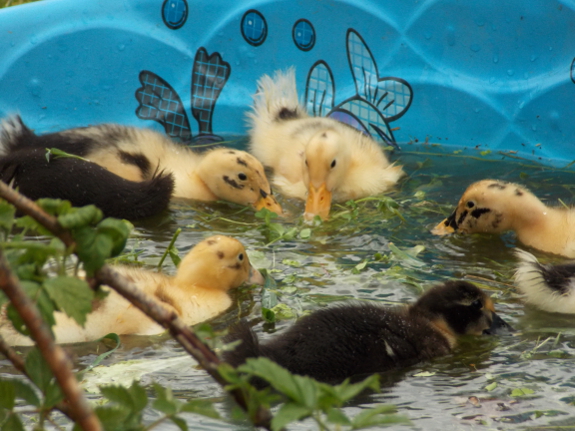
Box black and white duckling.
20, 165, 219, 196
223, 281, 512, 384
1, 235, 265, 346
248, 69, 404, 220
433, 179, 575, 258
514, 248, 575, 314
0, 116, 282, 216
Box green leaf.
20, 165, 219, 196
25, 348, 54, 392
43, 276, 94, 326
58, 205, 102, 229
329, 375, 380, 403
45, 148, 89, 162
299, 228, 311, 239
36, 198, 72, 216
0, 201, 15, 230
128, 381, 148, 413
11, 380, 41, 408
43, 381, 64, 409
271, 402, 312, 431
485, 382, 498, 391
239, 358, 318, 408
169, 248, 181, 267
169, 416, 188, 431
1, 412, 25, 431
99, 385, 135, 410
413, 371, 436, 377
511, 387, 535, 397
96, 218, 131, 257
73, 226, 113, 275
326, 407, 351, 425
261, 307, 276, 323
261, 288, 278, 309
0, 380, 15, 410
180, 399, 221, 420
351, 405, 409, 429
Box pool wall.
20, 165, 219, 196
1, 0, 574, 166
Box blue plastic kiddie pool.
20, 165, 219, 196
1, 0, 574, 166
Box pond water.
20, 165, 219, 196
2, 145, 575, 430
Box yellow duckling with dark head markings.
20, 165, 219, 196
248, 69, 404, 220
0, 116, 282, 218
433, 179, 575, 258
514, 248, 575, 314
223, 281, 512, 384
0, 235, 264, 346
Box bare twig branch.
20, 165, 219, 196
0, 335, 75, 420
0, 180, 273, 430
0, 251, 100, 431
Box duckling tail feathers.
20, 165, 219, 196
222, 320, 261, 367
514, 248, 575, 313
248, 68, 308, 127
0, 115, 35, 156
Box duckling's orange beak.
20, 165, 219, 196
304, 182, 332, 220
432, 219, 454, 235
248, 265, 265, 285
254, 190, 283, 215
431, 210, 457, 235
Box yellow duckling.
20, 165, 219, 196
248, 69, 404, 220
223, 281, 512, 384
514, 248, 575, 314
1, 235, 264, 346
0, 116, 282, 215
432, 179, 575, 258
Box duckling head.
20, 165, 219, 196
174, 235, 264, 291
196, 149, 282, 215
432, 179, 532, 236
411, 281, 512, 345
303, 129, 351, 220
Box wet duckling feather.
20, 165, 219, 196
514, 248, 575, 314
223, 281, 511, 384
1, 235, 264, 346
248, 69, 404, 220
433, 179, 575, 258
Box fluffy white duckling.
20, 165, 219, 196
433, 179, 575, 258
514, 248, 575, 314
0, 116, 282, 215
1, 235, 264, 346
248, 69, 404, 220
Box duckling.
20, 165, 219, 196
0, 147, 174, 220
223, 281, 512, 384
432, 179, 575, 258
1, 235, 265, 346
514, 248, 575, 314
0, 116, 282, 215
248, 69, 404, 220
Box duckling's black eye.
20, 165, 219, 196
471, 299, 482, 309
238, 253, 244, 261
238, 173, 247, 181
330, 159, 336, 168
466, 201, 475, 208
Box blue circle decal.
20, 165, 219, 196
293, 19, 315, 51
162, 0, 188, 30
241, 9, 267, 46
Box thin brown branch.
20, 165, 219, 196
0, 251, 100, 430
0, 181, 75, 248
94, 267, 273, 429
0, 335, 75, 420
0, 179, 273, 430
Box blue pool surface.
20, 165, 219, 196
1, 0, 575, 165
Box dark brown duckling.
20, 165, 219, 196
223, 281, 512, 384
